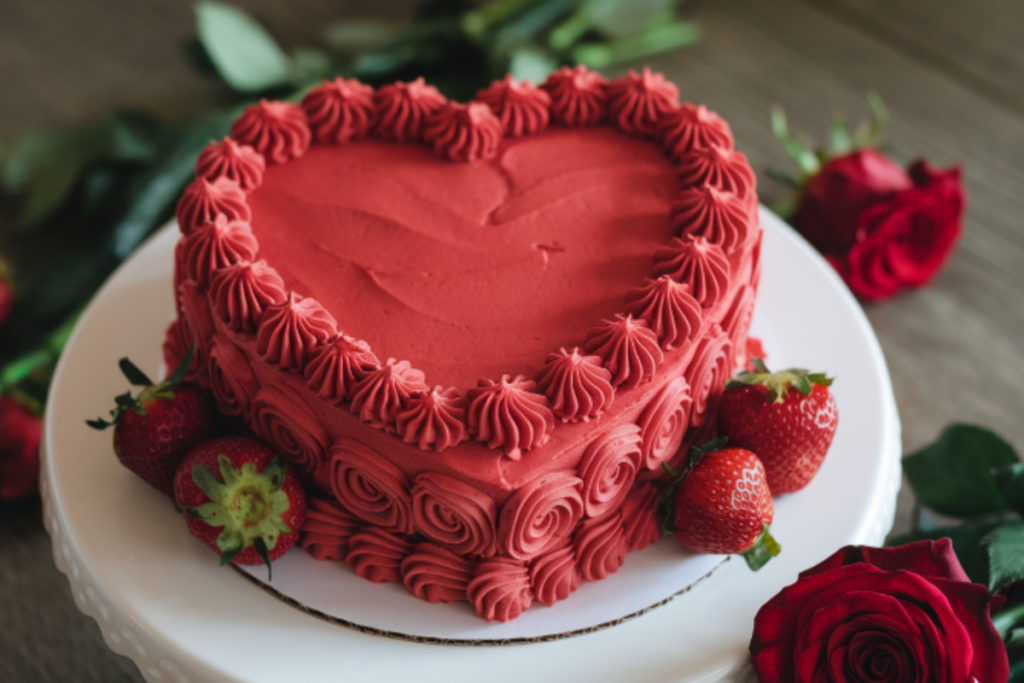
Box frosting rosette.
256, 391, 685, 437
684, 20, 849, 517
395, 386, 468, 452
534, 347, 615, 423
476, 75, 551, 138
255, 292, 337, 372
345, 527, 414, 584
624, 275, 703, 350
584, 314, 663, 392
372, 78, 447, 143
401, 542, 475, 604
529, 545, 581, 607
636, 376, 693, 471
251, 382, 331, 484
304, 334, 380, 404
175, 176, 250, 236
209, 259, 286, 333
329, 437, 414, 534
195, 136, 265, 193
467, 374, 555, 460
578, 423, 642, 519
652, 235, 731, 308
677, 146, 757, 201
207, 333, 259, 420
162, 319, 191, 381
178, 280, 215, 380
671, 185, 752, 254
423, 101, 503, 163
684, 324, 733, 430
180, 213, 258, 288
411, 472, 497, 558
620, 484, 661, 552
467, 556, 533, 623
349, 358, 428, 431
497, 471, 584, 561
657, 103, 734, 161
606, 67, 679, 137
574, 513, 627, 582
301, 77, 375, 144
541, 65, 608, 127
230, 99, 311, 164
299, 497, 361, 561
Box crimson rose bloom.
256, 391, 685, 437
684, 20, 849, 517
750, 539, 1008, 683
0, 396, 42, 501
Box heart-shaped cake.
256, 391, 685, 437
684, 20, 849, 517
165, 66, 761, 622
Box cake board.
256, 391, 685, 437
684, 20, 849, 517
41, 206, 902, 683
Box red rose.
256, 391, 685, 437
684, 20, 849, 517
794, 149, 913, 255
750, 539, 1008, 683
0, 396, 42, 501
829, 161, 964, 302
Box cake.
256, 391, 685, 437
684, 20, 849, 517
164, 66, 762, 623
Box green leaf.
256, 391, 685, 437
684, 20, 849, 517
829, 111, 852, 156
997, 463, 1024, 516
770, 105, 821, 179
741, 525, 781, 571
584, 0, 676, 39
187, 502, 228, 526
984, 521, 1024, 592
508, 45, 558, 83
118, 357, 153, 386
572, 20, 701, 69
253, 536, 273, 580
86, 418, 111, 430
887, 521, 999, 587
1008, 629, 1024, 683
902, 424, 1019, 518
195, 2, 292, 93
262, 456, 287, 492
218, 454, 241, 488
192, 463, 227, 503
166, 343, 196, 388
322, 20, 404, 55
492, 0, 577, 54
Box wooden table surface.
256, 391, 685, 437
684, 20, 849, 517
2, 1, 1022, 680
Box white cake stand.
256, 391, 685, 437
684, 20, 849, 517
42, 207, 901, 683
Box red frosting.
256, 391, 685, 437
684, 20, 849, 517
534, 348, 614, 423
195, 137, 266, 193
230, 100, 311, 165
467, 556, 533, 623
620, 483, 661, 552
541, 66, 608, 127
180, 214, 259, 288
256, 292, 337, 372
178, 280, 215, 380
657, 103, 734, 162
301, 77, 375, 144
300, 497, 362, 561
677, 146, 757, 200
208, 260, 286, 333
304, 334, 380, 405
207, 333, 259, 420
345, 527, 414, 583
411, 472, 497, 558
722, 284, 756, 369
349, 358, 428, 431
395, 386, 467, 451
684, 325, 733, 431
162, 319, 191, 382
583, 314, 664, 389
529, 545, 581, 607
175, 177, 250, 236
476, 76, 551, 138
578, 423, 642, 519
624, 275, 704, 350
636, 376, 692, 471
497, 471, 584, 561
467, 375, 555, 460
671, 185, 751, 254
401, 542, 475, 604
652, 236, 731, 308
372, 78, 447, 143
423, 101, 503, 163
329, 437, 414, 534
574, 513, 627, 582
251, 382, 331, 483
606, 67, 679, 138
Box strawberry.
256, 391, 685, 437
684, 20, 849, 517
718, 359, 837, 494
173, 435, 306, 577
87, 345, 218, 496
660, 439, 780, 570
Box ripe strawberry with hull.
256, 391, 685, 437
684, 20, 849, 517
718, 359, 837, 494
87, 345, 218, 496
173, 435, 306, 576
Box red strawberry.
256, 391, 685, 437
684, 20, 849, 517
173, 435, 306, 577
660, 439, 779, 570
718, 359, 837, 494
87, 345, 218, 496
